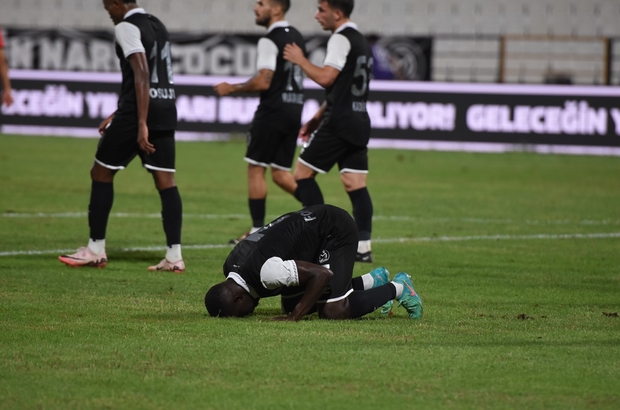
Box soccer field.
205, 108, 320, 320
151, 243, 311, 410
1, 134, 619, 409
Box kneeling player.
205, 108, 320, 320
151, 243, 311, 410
204, 205, 423, 320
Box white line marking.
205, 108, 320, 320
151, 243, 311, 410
2, 232, 619, 257
2, 212, 619, 226
374, 232, 620, 244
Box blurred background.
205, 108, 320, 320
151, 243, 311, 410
1, 0, 619, 84
2, 0, 620, 154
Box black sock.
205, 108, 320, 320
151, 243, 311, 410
295, 178, 324, 207
88, 181, 114, 240
159, 186, 182, 246
348, 284, 396, 319
347, 187, 373, 241
249, 198, 266, 228
352, 276, 364, 291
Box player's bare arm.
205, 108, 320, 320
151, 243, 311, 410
0, 48, 13, 107
213, 69, 274, 96
283, 43, 340, 88
273, 260, 333, 321
128, 52, 154, 154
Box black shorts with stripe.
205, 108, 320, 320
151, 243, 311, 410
298, 124, 368, 174
95, 117, 176, 172
245, 120, 298, 171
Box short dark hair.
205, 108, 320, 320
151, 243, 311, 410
271, 0, 290, 13
204, 283, 237, 318
324, 0, 354, 17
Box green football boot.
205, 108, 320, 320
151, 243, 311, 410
393, 272, 423, 319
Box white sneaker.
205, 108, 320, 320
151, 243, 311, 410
59, 247, 107, 268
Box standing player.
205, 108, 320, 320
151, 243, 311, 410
204, 205, 422, 320
283, 0, 375, 262
0, 28, 14, 107
59, 0, 184, 272
214, 0, 306, 244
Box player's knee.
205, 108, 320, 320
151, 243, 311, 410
318, 300, 350, 320
90, 163, 115, 182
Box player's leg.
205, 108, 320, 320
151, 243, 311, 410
141, 130, 184, 273
270, 128, 298, 196
232, 123, 275, 243
293, 161, 322, 206
248, 163, 268, 232
294, 128, 344, 206
59, 119, 137, 268
339, 147, 374, 262
271, 167, 297, 195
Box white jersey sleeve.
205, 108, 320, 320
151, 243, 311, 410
115, 21, 145, 57
260, 257, 299, 289
323, 33, 351, 71
256, 37, 279, 71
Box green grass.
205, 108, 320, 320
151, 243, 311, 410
1, 134, 619, 409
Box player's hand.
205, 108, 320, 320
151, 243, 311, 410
1, 89, 13, 107
213, 83, 235, 96
137, 122, 155, 154
299, 117, 320, 139
98, 114, 114, 135
283, 43, 305, 66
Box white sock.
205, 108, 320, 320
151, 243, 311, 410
250, 226, 261, 234
88, 239, 105, 255
357, 240, 371, 254
166, 244, 182, 262
361, 273, 374, 290
392, 281, 404, 299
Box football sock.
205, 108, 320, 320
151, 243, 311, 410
352, 273, 374, 290
348, 284, 397, 319
87, 238, 105, 255
347, 187, 373, 241
165, 244, 182, 262
392, 281, 404, 299
295, 178, 324, 207
159, 186, 183, 246
88, 181, 114, 240
352, 276, 364, 291
357, 240, 371, 254
249, 198, 266, 228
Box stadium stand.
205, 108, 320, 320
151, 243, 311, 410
0, 0, 618, 84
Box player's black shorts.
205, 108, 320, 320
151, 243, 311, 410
298, 125, 368, 174
245, 120, 298, 171
95, 118, 176, 172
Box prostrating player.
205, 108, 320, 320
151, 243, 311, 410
283, 0, 375, 263
59, 0, 184, 272
214, 0, 306, 244
204, 205, 422, 321
0, 28, 13, 107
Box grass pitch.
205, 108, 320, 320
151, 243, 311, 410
1, 134, 619, 409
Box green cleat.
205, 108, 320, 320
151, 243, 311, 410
393, 272, 423, 319
368, 267, 394, 316
369, 266, 390, 288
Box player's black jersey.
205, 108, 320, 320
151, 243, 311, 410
115, 12, 177, 130
323, 26, 372, 146
253, 24, 306, 130
223, 205, 355, 299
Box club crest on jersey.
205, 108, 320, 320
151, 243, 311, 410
319, 250, 330, 264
